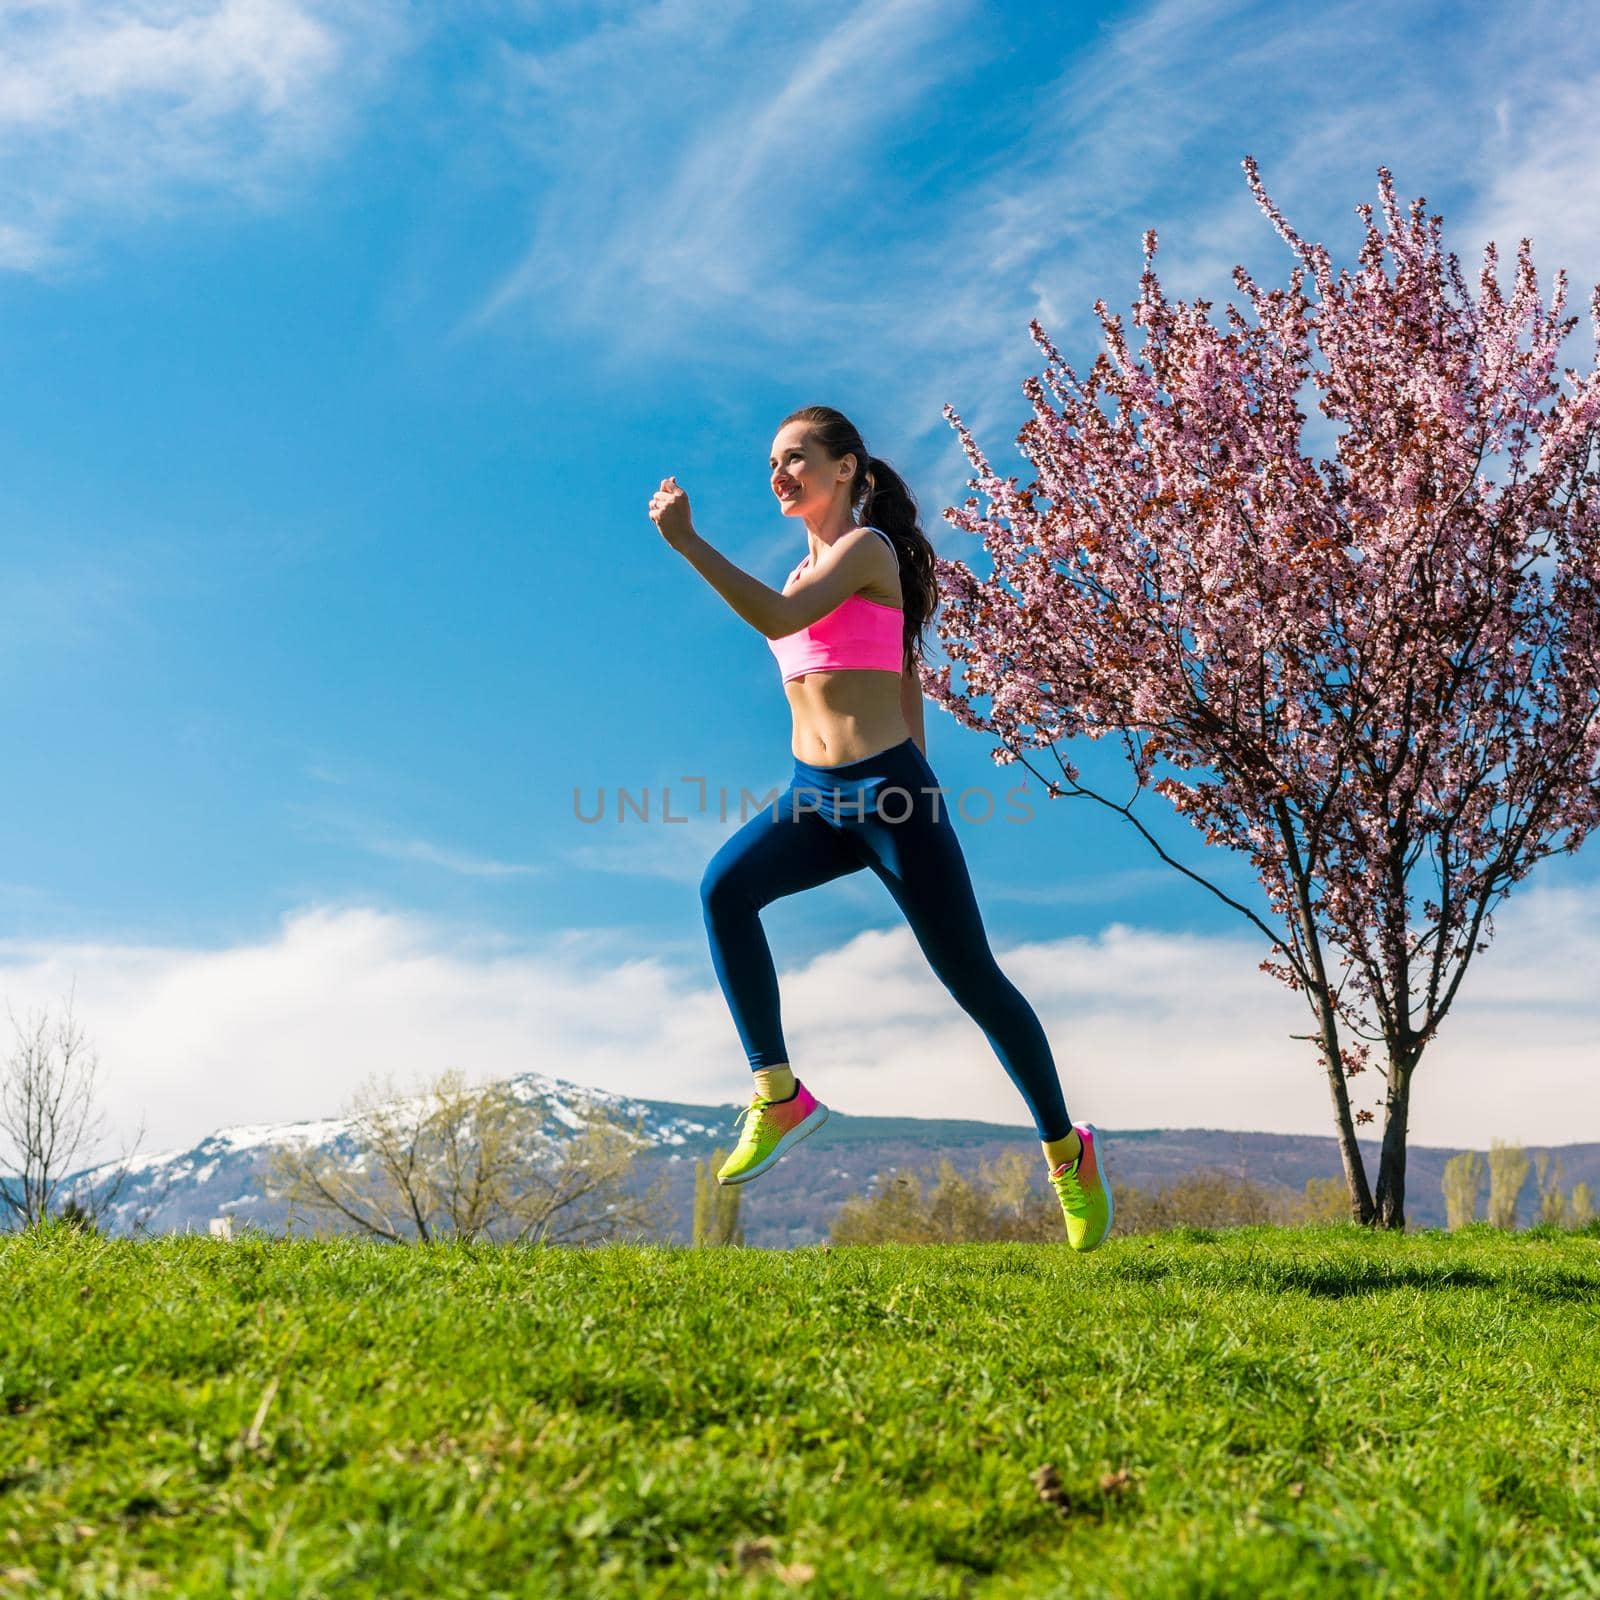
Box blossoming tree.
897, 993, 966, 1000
928, 159, 1600, 1227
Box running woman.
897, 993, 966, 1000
647, 405, 1112, 1250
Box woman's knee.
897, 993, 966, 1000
931, 949, 1015, 1013
700, 850, 760, 920
699, 856, 736, 912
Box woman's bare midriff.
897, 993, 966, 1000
779, 547, 910, 767
784, 670, 910, 766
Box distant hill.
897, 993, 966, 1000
49, 1071, 1600, 1244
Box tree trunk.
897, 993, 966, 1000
1314, 1001, 1376, 1223
1274, 801, 1375, 1224
1373, 1052, 1417, 1229
693, 1155, 713, 1246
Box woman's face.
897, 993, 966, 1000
768, 425, 854, 518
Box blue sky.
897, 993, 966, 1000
2, 0, 1598, 1156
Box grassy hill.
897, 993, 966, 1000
4, 1224, 1597, 1597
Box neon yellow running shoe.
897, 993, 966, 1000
716, 1079, 829, 1186
1049, 1124, 1113, 1251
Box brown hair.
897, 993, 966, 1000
778, 404, 938, 672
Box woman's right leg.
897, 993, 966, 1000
699, 788, 865, 1071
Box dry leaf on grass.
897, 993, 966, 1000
734, 1537, 776, 1570
1030, 1463, 1066, 1506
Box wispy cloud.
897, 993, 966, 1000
563, 814, 737, 887
286, 802, 541, 881
564, 771, 807, 886
475, 0, 974, 331
359, 835, 540, 881
466, 0, 1600, 516
976, 866, 1187, 906
0, 0, 412, 272
0, 554, 140, 666
1458, 65, 1600, 309
2, 883, 1595, 1156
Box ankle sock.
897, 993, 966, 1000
752, 1068, 797, 1103
1048, 1132, 1083, 1178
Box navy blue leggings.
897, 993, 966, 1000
698, 736, 1072, 1143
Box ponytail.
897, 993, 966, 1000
778, 406, 939, 672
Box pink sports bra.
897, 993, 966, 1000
768, 526, 905, 683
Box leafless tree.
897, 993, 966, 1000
0, 989, 151, 1232
692, 1147, 743, 1246
1533, 1152, 1568, 1228
1440, 1150, 1486, 1230
266, 1067, 669, 1244
1486, 1139, 1530, 1230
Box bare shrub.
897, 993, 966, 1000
267, 1068, 667, 1244
1111, 1169, 1286, 1235
1, 990, 152, 1233
830, 1153, 1061, 1245
828, 1153, 1340, 1244
1287, 1176, 1353, 1224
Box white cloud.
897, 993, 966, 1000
0, 0, 410, 271
1, 883, 1594, 1164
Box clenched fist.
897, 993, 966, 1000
648, 475, 694, 550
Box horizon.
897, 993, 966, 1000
68, 1063, 1600, 1183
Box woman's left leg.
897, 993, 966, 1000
848, 744, 1074, 1147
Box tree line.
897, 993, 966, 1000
825, 1149, 1598, 1246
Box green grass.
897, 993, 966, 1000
4, 1224, 1598, 1598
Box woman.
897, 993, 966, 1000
647, 405, 1112, 1250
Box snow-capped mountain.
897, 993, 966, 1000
60, 1071, 741, 1241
